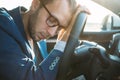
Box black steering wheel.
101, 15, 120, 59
56, 12, 87, 80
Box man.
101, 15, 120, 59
0, 0, 90, 80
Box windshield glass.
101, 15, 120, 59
1, 0, 119, 32
77, 0, 117, 32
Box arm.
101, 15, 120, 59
0, 8, 64, 80
0, 6, 90, 80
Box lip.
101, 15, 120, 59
33, 33, 45, 41
40, 32, 46, 39
35, 32, 50, 40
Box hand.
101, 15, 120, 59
57, 5, 90, 42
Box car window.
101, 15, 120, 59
77, 0, 120, 32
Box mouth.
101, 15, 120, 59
40, 32, 46, 39
32, 33, 45, 41
32, 32, 50, 41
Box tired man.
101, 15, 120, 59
0, 0, 90, 80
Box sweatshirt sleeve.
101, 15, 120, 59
38, 40, 66, 80
0, 8, 67, 80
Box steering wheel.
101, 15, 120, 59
56, 12, 87, 80
56, 11, 120, 80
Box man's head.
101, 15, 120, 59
25, 0, 77, 41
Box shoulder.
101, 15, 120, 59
0, 8, 14, 25
0, 8, 26, 47
0, 8, 20, 35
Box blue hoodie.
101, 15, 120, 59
0, 7, 63, 80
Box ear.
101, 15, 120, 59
30, 0, 40, 12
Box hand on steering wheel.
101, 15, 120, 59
57, 5, 90, 80
57, 5, 90, 42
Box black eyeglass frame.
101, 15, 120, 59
40, 1, 60, 27
40, 0, 65, 29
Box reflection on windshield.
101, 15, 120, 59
77, 0, 114, 32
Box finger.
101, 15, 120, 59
59, 6, 84, 40
66, 6, 83, 31
68, 5, 90, 31
79, 6, 91, 14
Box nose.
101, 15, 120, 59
47, 26, 58, 37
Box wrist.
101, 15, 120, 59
54, 40, 66, 52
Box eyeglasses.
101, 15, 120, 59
41, 2, 60, 27
40, 1, 65, 30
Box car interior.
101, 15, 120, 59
48, 0, 120, 80
0, 0, 120, 80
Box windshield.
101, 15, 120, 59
1, 0, 120, 32
77, 0, 120, 32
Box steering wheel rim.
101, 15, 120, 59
57, 12, 88, 80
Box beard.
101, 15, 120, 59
27, 9, 44, 42
27, 16, 37, 42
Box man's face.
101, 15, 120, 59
28, 0, 72, 41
